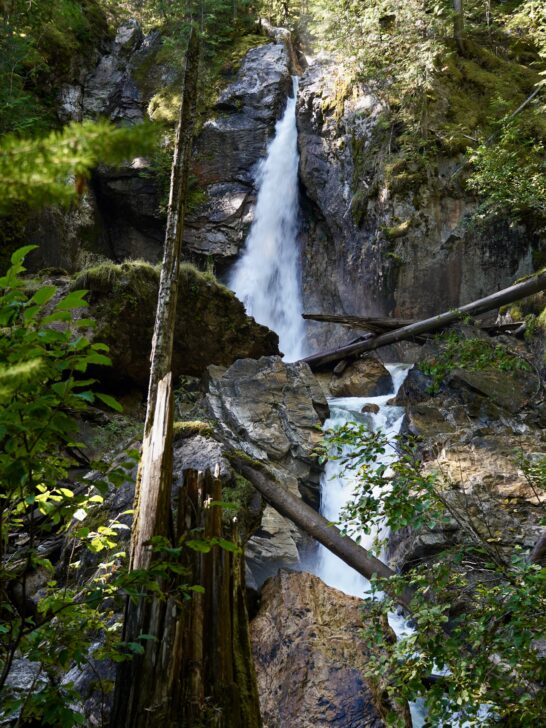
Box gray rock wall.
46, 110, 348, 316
296, 58, 541, 349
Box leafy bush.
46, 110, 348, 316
320, 424, 546, 726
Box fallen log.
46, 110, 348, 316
302, 271, 546, 369
303, 312, 524, 336
303, 314, 415, 332
228, 454, 414, 611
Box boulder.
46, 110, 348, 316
251, 570, 411, 728
204, 356, 329, 584
329, 356, 393, 397
72, 260, 279, 388
204, 356, 328, 471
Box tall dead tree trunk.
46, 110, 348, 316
302, 271, 546, 370
110, 28, 200, 727
453, 0, 466, 54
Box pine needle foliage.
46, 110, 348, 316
0, 120, 157, 215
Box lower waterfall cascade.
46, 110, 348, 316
309, 364, 427, 727
228, 75, 307, 362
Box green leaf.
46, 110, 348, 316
11, 245, 37, 265
186, 539, 212, 553
54, 290, 88, 311
86, 352, 112, 367
30, 285, 57, 305
96, 392, 123, 412
75, 390, 95, 403
212, 537, 241, 553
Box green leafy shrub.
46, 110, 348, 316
320, 424, 546, 726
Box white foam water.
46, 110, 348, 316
228, 76, 306, 362
314, 364, 412, 596
311, 363, 427, 727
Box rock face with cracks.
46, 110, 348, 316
204, 356, 329, 585
251, 570, 411, 728
389, 334, 544, 571
185, 41, 292, 270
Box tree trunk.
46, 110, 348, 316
110, 28, 200, 727
175, 470, 262, 727
302, 313, 524, 336
302, 271, 546, 370
228, 454, 414, 611
453, 0, 465, 53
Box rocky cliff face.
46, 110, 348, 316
186, 42, 292, 271
390, 330, 544, 572
29, 21, 294, 276
296, 58, 542, 348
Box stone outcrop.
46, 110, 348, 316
389, 333, 544, 571
296, 58, 541, 349
251, 570, 410, 728
204, 356, 329, 584
71, 261, 280, 388
329, 356, 393, 397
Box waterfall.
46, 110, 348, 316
310, 364, 427, 727
313, 364, 412, 597
228, 76, 307, 362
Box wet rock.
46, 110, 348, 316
251, 570, 411, 728
329, 356, 393, 397
186, 42, 292, 268
394, 366, 433, 405
361, 403, 380, 414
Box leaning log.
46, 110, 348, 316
302, 271, 546, 369
303, 313, 524, 336
228, 454, 414, 611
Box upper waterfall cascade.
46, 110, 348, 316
228, 76, 307, 362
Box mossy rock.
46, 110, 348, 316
72, 260, 279, 389
173, 420, 214, 440
383, 218, 413, 240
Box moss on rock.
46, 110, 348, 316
73, 260, 279, 389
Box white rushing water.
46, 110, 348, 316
228, 76, 307, 361
311, 363, 427, 728
314, 364, 412, 597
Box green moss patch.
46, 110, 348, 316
173, 420, 214, 440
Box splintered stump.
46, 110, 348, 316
112, 469, 261, 727
177, 470, 261, 728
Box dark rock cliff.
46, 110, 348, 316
296, 57, 543, 349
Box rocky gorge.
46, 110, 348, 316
3, 7, 546, 728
